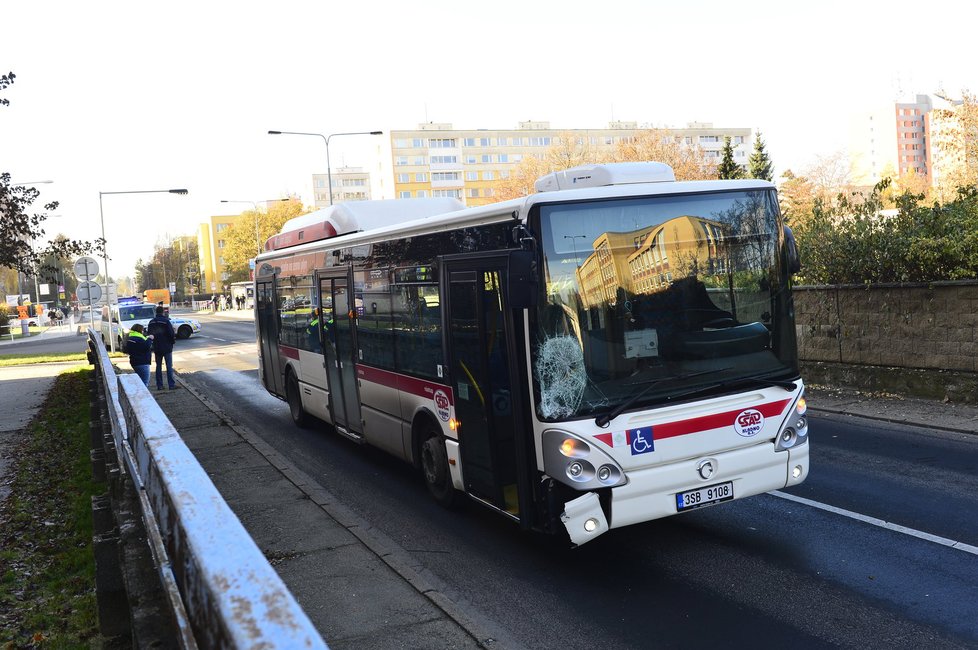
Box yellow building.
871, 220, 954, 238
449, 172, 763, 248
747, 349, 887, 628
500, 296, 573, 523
197, 214, 250, 295
391, 121, 752, 207
576, 216, 726, 309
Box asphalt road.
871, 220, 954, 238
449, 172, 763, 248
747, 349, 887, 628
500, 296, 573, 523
174, 314, 978, 649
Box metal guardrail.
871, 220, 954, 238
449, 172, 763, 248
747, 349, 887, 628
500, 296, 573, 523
88, 329, 327, 648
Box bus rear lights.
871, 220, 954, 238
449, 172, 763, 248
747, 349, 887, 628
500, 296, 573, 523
567, 460, 595, 482
559, 437, 591, 458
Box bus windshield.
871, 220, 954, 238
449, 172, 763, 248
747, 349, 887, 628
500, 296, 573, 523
531, 189, 798, 421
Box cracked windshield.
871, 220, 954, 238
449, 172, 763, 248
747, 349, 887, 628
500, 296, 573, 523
532, 190, 798, 421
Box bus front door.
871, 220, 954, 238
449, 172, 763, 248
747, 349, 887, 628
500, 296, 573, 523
318, 273, 364, 440
256, 279, 284, 395
444, 258, 529, 521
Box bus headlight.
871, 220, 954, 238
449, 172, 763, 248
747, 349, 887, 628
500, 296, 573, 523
776, 393, 809, 451
543, 430, 626, 489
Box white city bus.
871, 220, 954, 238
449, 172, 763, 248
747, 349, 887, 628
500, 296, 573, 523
254, 162, 808, 545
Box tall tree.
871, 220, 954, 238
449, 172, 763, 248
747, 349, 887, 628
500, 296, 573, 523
777, 169, 816, 226
612, 129, 716, 180
717, 136, 743, 179
0, 173, 104, 276
221, 199, 309, 282
0, 71, 14, 107
747, 132, 774, 181
932, 91, 978, 201
133, 237, 200, 300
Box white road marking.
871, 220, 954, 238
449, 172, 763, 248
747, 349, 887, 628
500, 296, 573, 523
771, 490, 978, 556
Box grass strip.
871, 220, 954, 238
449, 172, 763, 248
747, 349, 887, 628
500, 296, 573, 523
0, 367, 104, 647
0, 352, 124, 368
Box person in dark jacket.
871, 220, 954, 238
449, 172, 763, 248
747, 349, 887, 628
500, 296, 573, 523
126, 323, 153, 386
147, 305, 178, 389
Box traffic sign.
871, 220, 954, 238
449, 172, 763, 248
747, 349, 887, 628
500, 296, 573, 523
76, 281, 103, 306
74, 256, 100, 281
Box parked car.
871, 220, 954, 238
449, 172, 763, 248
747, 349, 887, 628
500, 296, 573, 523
170, 316, 202, 339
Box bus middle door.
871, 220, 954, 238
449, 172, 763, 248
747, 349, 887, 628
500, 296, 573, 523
443, 256, 530, 521
256, 279, 285, 396
317, 271, 364, 441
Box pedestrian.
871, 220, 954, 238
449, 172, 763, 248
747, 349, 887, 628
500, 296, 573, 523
147, 305, 178, 390
126, 323, 154, 387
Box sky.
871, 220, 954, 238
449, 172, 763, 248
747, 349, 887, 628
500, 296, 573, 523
2, 0, 975, 281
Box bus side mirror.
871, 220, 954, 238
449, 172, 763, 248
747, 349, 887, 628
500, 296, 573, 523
508, 250, 539, 309
784, 226, 801, 275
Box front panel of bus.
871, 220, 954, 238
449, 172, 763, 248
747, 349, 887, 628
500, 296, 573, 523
527, 188, 808, 542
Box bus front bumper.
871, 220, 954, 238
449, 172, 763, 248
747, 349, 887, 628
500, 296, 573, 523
559, 443, 808, 545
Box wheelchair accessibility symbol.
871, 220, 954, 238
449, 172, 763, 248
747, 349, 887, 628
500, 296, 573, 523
627, 427, 655, 455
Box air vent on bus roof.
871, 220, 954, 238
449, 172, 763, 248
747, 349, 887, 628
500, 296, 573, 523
534, 162, 676, 192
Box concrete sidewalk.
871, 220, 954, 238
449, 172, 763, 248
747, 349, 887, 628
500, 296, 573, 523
151, 376, 501, 649
806, 384, 978, 435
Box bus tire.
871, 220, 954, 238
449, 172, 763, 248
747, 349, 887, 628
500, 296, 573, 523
420, 422, 461, 508
286, 371, 311, 429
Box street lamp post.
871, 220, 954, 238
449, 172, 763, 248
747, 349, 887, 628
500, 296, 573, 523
99, 188, 188, 353
267, 130, 383, 205
220, 198, 290, 257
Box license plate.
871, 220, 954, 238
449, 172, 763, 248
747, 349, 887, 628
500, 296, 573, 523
676, 481, 734, 511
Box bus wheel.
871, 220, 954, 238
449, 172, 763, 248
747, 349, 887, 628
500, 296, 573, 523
421, 424, 460, 508
286, 372, 310, 428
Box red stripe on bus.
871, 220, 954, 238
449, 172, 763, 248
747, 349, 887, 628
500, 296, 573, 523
357, 364, 453, 404
654, 399, 792, 440
280, 345, 300, 360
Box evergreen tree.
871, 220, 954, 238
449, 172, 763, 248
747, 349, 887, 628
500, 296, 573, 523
748, 132, 774, 181
717, 136, 743, 179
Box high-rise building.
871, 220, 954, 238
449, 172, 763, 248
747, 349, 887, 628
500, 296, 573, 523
848, 94, 962, 188
313, 167, 372, 208
390, 121, 752, 207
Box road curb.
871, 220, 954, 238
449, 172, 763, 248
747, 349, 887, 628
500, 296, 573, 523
808, 405, 978, 436
175, 374, 521, 650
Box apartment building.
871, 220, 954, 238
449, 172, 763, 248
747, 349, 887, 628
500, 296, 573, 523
197, 214, 250, 294
312, 166, 372, 208
390, 121, 752, 207
849, 93, 974, 191
849, 94, 932, 186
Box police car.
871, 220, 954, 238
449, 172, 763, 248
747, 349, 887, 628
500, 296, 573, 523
100, 297, 202, 350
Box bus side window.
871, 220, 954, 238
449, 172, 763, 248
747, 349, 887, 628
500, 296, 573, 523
359, 293, 394, 368
393, 285, 442, 380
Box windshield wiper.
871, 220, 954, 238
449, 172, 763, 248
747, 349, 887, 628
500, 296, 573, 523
716, 372, 798, 391
650, 372, 798, 406
595, 368, 727, 428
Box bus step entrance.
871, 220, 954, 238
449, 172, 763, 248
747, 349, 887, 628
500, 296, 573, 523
333, 425, 363, 443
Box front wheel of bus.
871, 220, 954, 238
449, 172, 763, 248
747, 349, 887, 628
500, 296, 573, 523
421, 425, 461, 508
286, 372, 311, 429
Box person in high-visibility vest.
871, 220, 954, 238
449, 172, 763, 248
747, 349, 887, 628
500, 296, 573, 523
307, 307, 335, 353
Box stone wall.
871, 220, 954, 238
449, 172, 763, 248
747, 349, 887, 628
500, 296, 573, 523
794, 281, 978, 401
